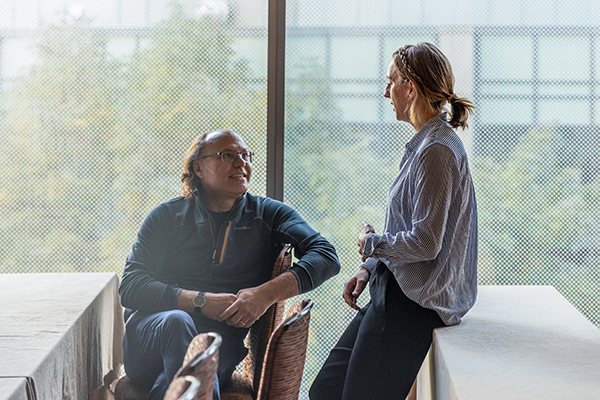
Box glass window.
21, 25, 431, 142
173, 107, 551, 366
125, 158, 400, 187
286, 36, 327, 78
330, 36, 379, 79
148, 0, 174, 25
336, 97, 379, 122
12, 0, 39, 29
106, 37, 138, 61
0, 2, 11, 29
382, 35, 437, 60
231, 36, 268, 79
121, 0, 150, 27
0, 0, 268, 274
538, 84, 589, 96
1, 37, 38, 79
480, 83, 533, 96
479, 35, 534, 80
478, 98, 534, 124
331, 82, 380, 95
538, 35, 590, 81
538, 99, 590, 125
388, 0, 425, 25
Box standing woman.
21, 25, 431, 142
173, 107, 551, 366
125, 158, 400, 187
310, 42, 478, 400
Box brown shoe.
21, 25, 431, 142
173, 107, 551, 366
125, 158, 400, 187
114, 376, 149, 400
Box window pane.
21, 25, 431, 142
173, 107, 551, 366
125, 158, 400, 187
1, 37, 38, 79
121, 0, 149, 27
539, 84, 589, 96
336, 97, 379, 122
0, 0, 268, 274
480, 35, 534, 80
332, 82, 380, 95
478, 98, 533, 124
231, 36, 268, 79
330, 36, 379, 79
286, 36, 327, 78
382, 34, 437, 59
106, 37, 137, 61
286, 4, 600, 397
538, 99, 590, 125
480, 83, 533, 96
538, 35, 590, 81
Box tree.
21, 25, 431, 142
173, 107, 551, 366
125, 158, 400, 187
472, 123, 600, 326
0, 4, 265, 273
0, 16, 122, 272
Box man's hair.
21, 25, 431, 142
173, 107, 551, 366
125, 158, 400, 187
180, 130, 234, 199
392, 42, 475, 130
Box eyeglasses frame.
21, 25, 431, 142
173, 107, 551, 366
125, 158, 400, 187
200, 151, 254, 163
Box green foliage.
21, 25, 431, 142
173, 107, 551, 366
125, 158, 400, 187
0, 17, 122, 272
473, 123, 600, 326
0, 5, 265, 273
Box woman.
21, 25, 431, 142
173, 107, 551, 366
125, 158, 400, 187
310, 42, 478, 400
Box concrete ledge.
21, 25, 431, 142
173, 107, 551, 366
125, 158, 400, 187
418, 286, 600, 400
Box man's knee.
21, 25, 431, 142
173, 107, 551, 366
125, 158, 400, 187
158, 310, 196, 336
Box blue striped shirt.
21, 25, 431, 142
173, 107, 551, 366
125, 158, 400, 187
362, 113, 478, 326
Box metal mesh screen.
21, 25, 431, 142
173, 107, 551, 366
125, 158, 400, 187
283, 1, 600, 397
1, 1, 600, 399
0, 0, 269, 274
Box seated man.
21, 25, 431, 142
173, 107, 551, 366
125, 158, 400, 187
118, 129, 341, 400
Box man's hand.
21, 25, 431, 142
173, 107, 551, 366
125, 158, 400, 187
357, 222, 375, 262
217, 271, 299, 328
343, 267, 370, 311
200, 292, 238, 320
217, 286, 272, 328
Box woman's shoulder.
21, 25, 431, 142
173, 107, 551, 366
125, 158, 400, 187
421, 117, 467, 159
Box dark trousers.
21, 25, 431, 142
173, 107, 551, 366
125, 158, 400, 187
123, 309, 247, 400
309, 264, 445, 400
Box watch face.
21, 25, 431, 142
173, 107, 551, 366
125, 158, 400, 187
193, 294, 206, 308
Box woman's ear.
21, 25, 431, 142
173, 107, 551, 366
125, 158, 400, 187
193, 160, 203, 179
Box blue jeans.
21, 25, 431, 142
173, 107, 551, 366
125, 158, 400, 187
123, 309, 221, 400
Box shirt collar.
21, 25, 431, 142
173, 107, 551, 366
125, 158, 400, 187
405, 112, 448, 151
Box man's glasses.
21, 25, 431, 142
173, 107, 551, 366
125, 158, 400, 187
200, 151, 254, 163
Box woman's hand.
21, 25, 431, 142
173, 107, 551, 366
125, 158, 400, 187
343, 267, 370, 311
357, 222, 375, 262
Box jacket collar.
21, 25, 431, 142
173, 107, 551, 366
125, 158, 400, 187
192, 187, 248, 226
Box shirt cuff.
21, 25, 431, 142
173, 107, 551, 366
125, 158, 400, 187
363, 233, 383, 258
360, 257, 378, 273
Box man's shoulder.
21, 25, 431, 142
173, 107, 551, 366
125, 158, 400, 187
244, 192, 290, 214
161, 195, 188, 207
145, 195, 194, 223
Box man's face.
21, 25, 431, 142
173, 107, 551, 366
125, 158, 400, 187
193, 131, 252, 205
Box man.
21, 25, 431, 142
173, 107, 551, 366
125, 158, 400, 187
118, 129, 341, 400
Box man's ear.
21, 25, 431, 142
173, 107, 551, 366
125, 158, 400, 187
193, 160, 203, 179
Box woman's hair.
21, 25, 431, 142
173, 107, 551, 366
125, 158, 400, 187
392, 42, 475, 130
180, 130, 230, 199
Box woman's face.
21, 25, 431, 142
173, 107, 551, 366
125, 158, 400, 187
384, 60, 412, 123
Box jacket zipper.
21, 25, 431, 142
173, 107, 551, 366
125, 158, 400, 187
218, 222, 231, 264
211, 220, 232, 265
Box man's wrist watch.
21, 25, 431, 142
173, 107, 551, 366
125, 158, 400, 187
193, 291, 206, 310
